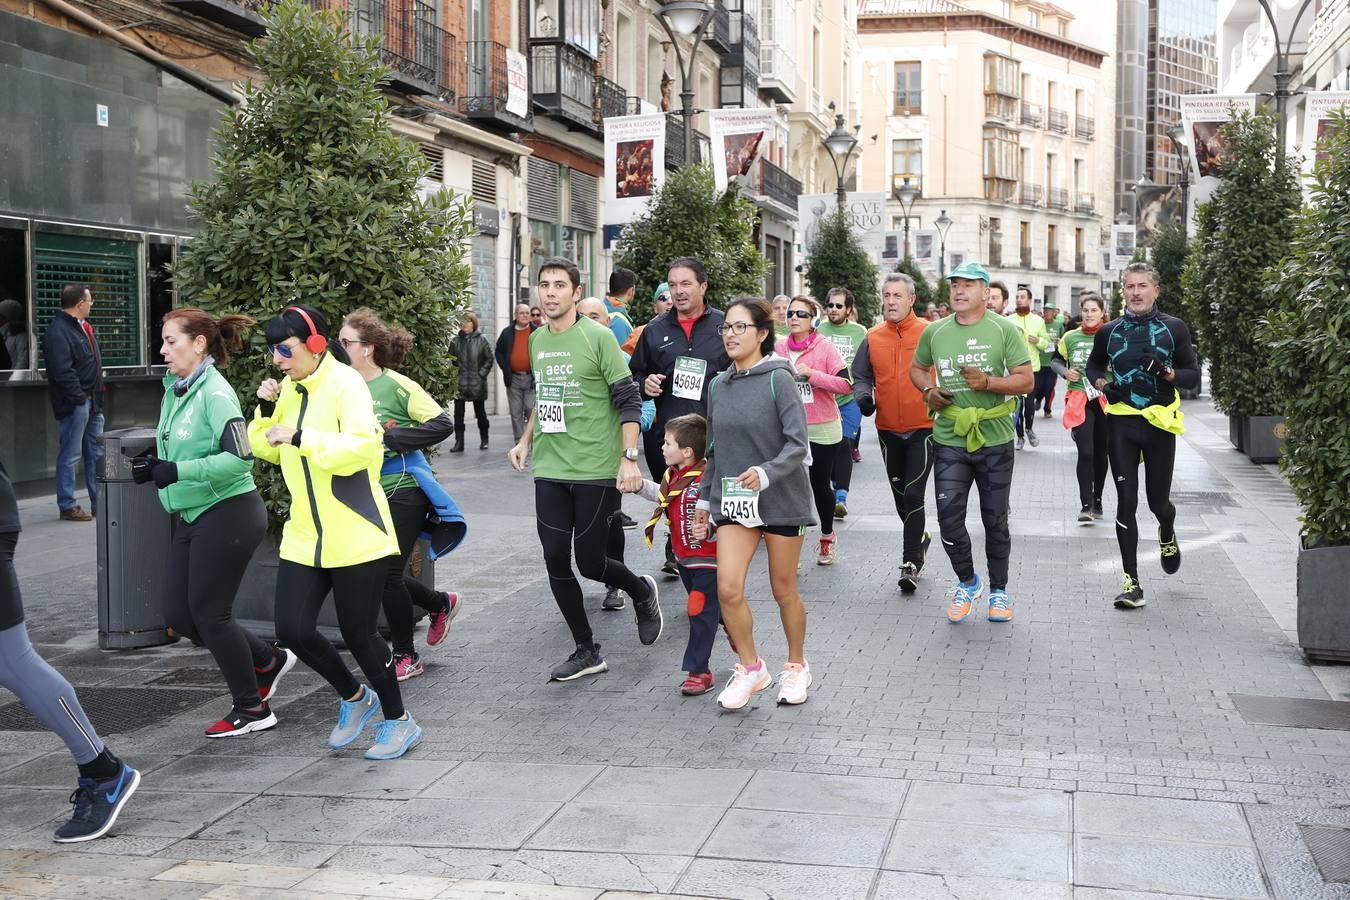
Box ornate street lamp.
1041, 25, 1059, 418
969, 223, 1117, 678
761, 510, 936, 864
656, 1, 715, 166
891, 175, 919, 258
934, 208, 953, 278
1165, 123, 1191, 223
1255, 0, 1317, 168
823, 103, 861, 203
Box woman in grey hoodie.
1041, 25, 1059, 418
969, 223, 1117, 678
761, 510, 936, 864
693, 297, 816, 711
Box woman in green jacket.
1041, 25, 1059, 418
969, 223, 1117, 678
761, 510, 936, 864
131, 309, 296, 738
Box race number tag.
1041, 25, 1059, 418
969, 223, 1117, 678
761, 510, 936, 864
720, 478, 763, 527
1085, 382, 1103, 402
537, 384, 567, 433
796, 380, 814, 404
672, 356, 707, 400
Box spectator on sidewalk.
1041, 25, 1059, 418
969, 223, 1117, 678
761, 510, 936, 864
1, 298, 29, 369
449, 312, 493, 452
603, 267, 636, 348
495, 302, 538, 444
42, 285, 103, 522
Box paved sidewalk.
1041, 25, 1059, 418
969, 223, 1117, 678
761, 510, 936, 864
4, 397, 1350, 899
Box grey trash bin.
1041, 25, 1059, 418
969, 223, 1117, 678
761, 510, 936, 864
96, 427, 176, 650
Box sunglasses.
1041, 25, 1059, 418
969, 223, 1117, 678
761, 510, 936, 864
786, 309, 815, 319
269, 342, 297, 359
826, 303, 847, 309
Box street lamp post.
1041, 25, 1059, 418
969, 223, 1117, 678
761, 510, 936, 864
656, 1, 715, 166
1165, 123, 1191, 224
823, 103, 861, 204
1254, 0, 1317, 169
934, 208, 953, 278
891, 175, 919, 258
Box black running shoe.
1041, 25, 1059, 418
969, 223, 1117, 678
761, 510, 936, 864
1091, 501, 1104, 519
633, 575, 664, 645
1078, 505, 1093, 523
898, 562, 920, 594
661, 540, 679, 577
205, 704, 278, 738
53, 763, 141, 843
602, 586, 625, 611
550, 643, 608, 681
1159, 530, 1181, 575
617, 511, 638, 530
1113, 575, 1146, 610
256, 647, 297, 703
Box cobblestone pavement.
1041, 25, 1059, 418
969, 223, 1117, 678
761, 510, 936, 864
4, 396, 1350, 899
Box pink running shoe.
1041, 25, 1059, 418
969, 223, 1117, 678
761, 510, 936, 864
425, 592, 461, 647
393, 652, 424, 681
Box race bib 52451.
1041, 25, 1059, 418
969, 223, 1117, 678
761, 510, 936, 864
720, 478, 762, 527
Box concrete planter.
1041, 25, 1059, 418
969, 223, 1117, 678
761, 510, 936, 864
1243, 415, 1287, 464
1298, 541, 1350, 664
1228, 415, 1247, 453
235, 535, 432, 644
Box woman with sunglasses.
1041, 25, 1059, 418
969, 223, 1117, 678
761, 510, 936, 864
132, 308, 296, 738
249, 305, 420, 760
692, 297, 815, 710
339, 308, 461, 682
776, 297, 852, 566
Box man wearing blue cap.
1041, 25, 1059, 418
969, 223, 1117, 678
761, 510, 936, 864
909, 262, 1034, 624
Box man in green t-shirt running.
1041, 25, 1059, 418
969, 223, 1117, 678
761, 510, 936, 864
818, 287, 870, 517
508, 257, 663, 682
910, 262, 1034, 625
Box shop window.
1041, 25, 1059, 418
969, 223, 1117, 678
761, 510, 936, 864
34, 232, 141, 368
0, 226, 30, 370
146, 240, 175, 367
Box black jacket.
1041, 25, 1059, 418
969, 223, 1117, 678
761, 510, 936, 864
629, 305, 729, 429
451, 330, 494, 402
42, 310, 102, 419
494, 323, 537, 390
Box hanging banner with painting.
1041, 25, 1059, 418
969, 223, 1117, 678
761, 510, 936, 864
1302, 92, 1350, 173
602, 114, 667, 226
707, 107, 775, 193
1178, 93, 1257, 208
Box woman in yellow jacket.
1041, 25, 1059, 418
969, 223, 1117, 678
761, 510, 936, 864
249, 304, 420, 761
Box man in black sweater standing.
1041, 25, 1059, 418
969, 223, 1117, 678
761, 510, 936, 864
42, 285, 104, 522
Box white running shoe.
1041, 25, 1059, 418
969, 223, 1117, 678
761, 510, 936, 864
716, 661, 773, 711
776, 661, 812, 705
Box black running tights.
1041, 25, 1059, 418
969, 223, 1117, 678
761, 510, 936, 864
877, 429, 934, 564
933, 442, 1015, 590
275, 557, 404, 719
163, 491, 272, 708
1072, 400, 1109, 510
535, 480, 646, 648
1107, 415, 1177, 580
807, 441, 840, 537
1015, 394, 1036, 438
383, 490, 448, 656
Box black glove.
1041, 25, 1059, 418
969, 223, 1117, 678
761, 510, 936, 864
1137, 351, 1167, 376
130, 455, 155, 485
1102, 383, 1130, 405
151, 460, 179, 489
856, 395, 876, 417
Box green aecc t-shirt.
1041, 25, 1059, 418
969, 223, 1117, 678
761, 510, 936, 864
913, 312, 1031, 450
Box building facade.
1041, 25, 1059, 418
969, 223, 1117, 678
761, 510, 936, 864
1218, 0, 1312, 153
856, 0, 1114, 312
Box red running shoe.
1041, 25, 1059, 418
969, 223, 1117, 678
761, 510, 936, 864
206, 704, 277, 738
680, 672, 715, 695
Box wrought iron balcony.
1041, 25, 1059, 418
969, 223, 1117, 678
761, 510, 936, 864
1075, 251, 1087, 273
304, 0, 444, 95
988, 242, 1002, 268
1074, 192, 1095, 214
460, 40, 534, 133
705, 1, 732, 53
665, 113, 709, 169
1047, 248, 1061, 270
1075, 115, 1095, 139
624, 96, 644, 115
756, 158, 801, 210
529, 40, 598, 131
759, 42, 796, 103
1047, 107, 1069, 133
1020, 102, 1042, 129
1021, 183, 1043, 206
1020, 247, 1033, 269
164, 0, 267, 36
1047, 188, 1069, 210
597, 76, 627, 121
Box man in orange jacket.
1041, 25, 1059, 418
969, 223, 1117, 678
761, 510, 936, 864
851, 272, 935, 594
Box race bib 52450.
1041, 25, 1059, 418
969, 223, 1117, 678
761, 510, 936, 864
537, 384, 567, 433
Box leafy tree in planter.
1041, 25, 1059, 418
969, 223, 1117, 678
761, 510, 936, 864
1179, 202, 1218, 363
1181, 110, 1299, 417
616, 164, 769, 324
1267, 110, 1350, 548
894, 256, 935, 311
803, 208, 879, 325
174, 0, 474, 527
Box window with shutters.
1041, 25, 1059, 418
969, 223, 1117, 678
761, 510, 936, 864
472, 159, 497, 205
34, 232, 142, 368
420, 144, 445, 182
527, 159, 561, 223
566, 170, 598, 232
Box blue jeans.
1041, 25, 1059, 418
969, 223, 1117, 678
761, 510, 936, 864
55, 399, 103, 512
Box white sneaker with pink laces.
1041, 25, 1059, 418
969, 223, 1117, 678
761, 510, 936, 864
776, 660, 812, 705
716, 660, 773, 711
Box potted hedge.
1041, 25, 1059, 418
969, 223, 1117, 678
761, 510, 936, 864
174, 0, 473, 636
1182, 110, 1299, 461
1268, 110, 1350, 662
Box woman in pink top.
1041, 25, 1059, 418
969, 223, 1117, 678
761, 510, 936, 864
775, 297, 852, 565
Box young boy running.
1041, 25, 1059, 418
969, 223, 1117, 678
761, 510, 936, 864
639, 414, 721, 695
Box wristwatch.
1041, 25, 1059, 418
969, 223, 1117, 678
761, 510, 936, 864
622, 448, 641, 461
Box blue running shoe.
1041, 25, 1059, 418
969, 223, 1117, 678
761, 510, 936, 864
364, 714, 423, 760
988, 588, 1013, 622
946, 574, 983, 623
329, 685, 381, 749
53, 762, 141, 843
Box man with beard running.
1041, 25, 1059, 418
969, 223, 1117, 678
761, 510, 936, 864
851, 273, 935, 594
817, 287, 869, 517
629, 257, 729, 576
1086, 262, 1199, 610
1006, 286, 1050, 450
